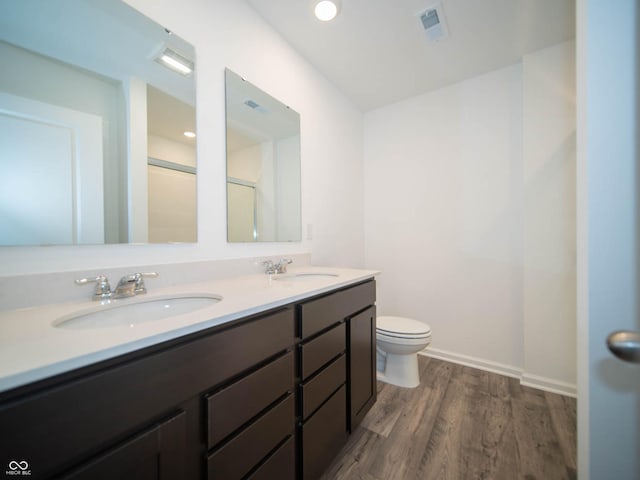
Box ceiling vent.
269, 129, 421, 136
244, 99, 268, 113
420, 3, 449, 42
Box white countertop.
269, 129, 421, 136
0, 267, 378, 394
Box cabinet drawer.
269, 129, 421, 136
246, 436, 295, 480
300, 354, 346, 420
207, 352, 293, 447
207, 394, 294, 480
300, 323, 345, 380
299, 280, 376, 338
205, 308, 294, 384
301, 385, 348, 480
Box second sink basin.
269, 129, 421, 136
53, 293, 223, 330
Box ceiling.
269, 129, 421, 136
246, 0, 576, 111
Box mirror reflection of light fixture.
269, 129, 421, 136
183, 131, 196, 138
155, 46, 194, 76
314, 0, 341, 21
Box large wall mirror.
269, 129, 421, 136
225, 69, 301, 242
0, 0, 197, 245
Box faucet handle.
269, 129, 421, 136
75, 275, 112, 301
262, 260, 276, 274
133, 272, 158, 294
276, 258, 293, 274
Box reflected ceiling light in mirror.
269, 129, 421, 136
183, 131, 196, 138
314, 0, 340, 21
155, 46, 194, 76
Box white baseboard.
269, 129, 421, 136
418, 348, 577, 398
520, 373, 577, 397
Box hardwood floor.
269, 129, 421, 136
321, 356, 577, 480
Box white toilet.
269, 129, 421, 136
376, 316, 432, 388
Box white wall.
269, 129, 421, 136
364, 44, 577, 393
522, 42, 577, 392
276, 135, 302, 241
0, 0, 364, 275
364, 64, 525, 373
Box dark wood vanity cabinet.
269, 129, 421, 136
297, 280, 376, 480
0, 307, 296, 480
0, 279, 376, 480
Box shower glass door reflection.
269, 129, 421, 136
227, 179, 256, 242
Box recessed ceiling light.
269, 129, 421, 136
314, 0, 340, 22
183, 131, 196, 138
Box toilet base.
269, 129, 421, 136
376, 351, 420, 388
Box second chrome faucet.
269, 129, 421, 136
262, 258, 293, 275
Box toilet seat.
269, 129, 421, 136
377, 315, 431, 339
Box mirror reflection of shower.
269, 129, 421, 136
227, 179, 257, 242
225, 69, 301, 243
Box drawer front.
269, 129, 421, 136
300, 323, 345, 380
246, 436, 295, 480
207, 394, 294, 480
300, 354, 346, 420
301, 385, 348, 480
207, 352, 294, 448
299, 280, 375, 338
203, 308, 294, 385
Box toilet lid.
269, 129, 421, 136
377, 316, 431, 337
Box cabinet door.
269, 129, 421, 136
62, 411, 186, 480
348, 306, 376, 431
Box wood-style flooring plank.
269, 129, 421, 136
458, 373, 521, 480
368, 358, 455, 480
318, 426, 386, 480
509, 383, 575, 480
359, 381, 407, 438
544, 390, 578, 476
320, 356, 577, 480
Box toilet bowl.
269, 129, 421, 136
376, 316, 431, 388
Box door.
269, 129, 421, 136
578, 0, 640, 478
0, 92, 104, 245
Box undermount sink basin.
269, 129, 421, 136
272, 272, 339, 281
53, 293, 223, 330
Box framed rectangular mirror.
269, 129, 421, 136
225, 69, 301, 242
0, 0, 196, 245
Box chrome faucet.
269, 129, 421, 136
75, 275, 113, 301
262, 258, 293, 275
114, 272, 158, 298
75, 272, 158, 300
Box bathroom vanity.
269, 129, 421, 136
0, 272, 376, 480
